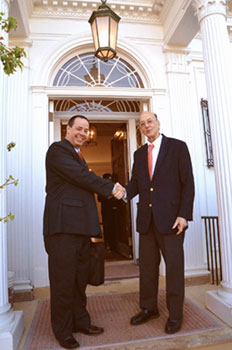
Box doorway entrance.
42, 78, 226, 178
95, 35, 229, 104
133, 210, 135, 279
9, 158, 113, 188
60, 120, 133, 260
51, 96, 143, 262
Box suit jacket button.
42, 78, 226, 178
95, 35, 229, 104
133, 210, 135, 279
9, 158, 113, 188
150, 187, 154, 191
149, 203, 152, 207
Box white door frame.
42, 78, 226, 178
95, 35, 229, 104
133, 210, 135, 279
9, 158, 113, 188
30, 86, 165, 286
50, 106, 143, 262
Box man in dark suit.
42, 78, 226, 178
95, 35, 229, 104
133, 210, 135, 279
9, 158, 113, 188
125, 111, 194, 334
43, 115, 124, 349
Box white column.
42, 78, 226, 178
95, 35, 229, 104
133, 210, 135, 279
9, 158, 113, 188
7, 42, 32, 294
193, 0, 232, 326
31, 90, 49, 288
49, 100, 54, 144
127, 119, 139, 261
0, 1, 24, 348
164, 49, 208, 277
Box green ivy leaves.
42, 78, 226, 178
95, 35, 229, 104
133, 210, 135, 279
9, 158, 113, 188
0, 12, 26, 75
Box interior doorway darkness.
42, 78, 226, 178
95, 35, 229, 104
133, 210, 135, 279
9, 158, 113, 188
61, 121, 133, 260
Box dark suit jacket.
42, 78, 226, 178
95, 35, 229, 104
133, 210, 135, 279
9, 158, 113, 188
43, 139, 114, 236
126, 135, 194, 234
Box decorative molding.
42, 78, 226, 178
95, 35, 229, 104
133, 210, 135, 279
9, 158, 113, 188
31, 0, 163, 23
9, 38, 33, 47
31, 9, 160, 24
192, 0, 227, 22
31, 85, 157, 98
163, 46, 190, 54
164, 49, 190, 74
29, 34, 156, 89
188, 50, 204, 62
54, 98, 140, 112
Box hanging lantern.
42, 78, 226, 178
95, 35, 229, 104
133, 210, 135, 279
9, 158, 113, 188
89, 0, 121, 62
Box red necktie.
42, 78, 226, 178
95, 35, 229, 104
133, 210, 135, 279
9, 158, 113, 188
148, 144, 154, 180
77, 151, 84, 163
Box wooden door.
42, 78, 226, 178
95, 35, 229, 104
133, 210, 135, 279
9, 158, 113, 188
111, 125, 132, 259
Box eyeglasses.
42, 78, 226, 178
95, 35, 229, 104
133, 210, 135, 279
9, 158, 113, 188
139, 119, 156, 128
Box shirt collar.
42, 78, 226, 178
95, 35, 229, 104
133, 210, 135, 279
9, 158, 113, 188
147, 134, 162, 148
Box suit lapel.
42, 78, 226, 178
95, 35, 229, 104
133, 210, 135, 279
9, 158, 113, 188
139, 144, 150, 181
62, 139, 87, 165
153, 135, 169, 179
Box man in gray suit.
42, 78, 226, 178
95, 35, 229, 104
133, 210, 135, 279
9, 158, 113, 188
43, 115, 123, 349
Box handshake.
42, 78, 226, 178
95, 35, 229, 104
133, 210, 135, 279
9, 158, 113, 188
112, 182, 126, 200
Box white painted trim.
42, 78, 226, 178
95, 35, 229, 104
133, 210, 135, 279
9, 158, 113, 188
29, 29, 168, 284
52, 112, 141, 262
54, 112, 140, 120
32, 34, 161, 91
206, 290, 232, 326
31, 86, 163, 100
0, 311, 24, 350
162, 0, 192, 41
127, 119, 140, 261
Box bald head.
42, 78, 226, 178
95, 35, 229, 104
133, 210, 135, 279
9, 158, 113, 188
139, 112, 160, 142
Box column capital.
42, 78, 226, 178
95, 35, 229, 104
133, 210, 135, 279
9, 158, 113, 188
192, 0, 227, 23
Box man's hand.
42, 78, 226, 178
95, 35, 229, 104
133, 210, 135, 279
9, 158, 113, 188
172, 217, 188, 235
112, 182, 126, 200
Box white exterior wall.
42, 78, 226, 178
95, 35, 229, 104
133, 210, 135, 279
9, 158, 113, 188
6, 14, 217, 287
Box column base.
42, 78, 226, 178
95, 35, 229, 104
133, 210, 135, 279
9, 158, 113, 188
206, 290, 232, 327
0, 311, 24, 350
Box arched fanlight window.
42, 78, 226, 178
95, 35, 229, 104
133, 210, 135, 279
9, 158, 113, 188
54, 99, 140, 113
53, 53, 144, 88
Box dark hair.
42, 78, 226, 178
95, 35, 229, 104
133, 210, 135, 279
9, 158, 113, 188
102, 173, 112, 180
153, 113, 158, 120
68, 115, 89, 127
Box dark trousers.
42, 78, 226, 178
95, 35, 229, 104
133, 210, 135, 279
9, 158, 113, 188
44, 233, 91, 339
139, 219, 185, 320
102, 211, 116, 250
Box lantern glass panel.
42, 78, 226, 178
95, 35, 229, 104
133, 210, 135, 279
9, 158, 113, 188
96, 16, 109, 47
108, 51, 115, 59
96, 51, 104, 59
98, 49, 108, 58
110, 17, 117, 50
91, 19, 99, 50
